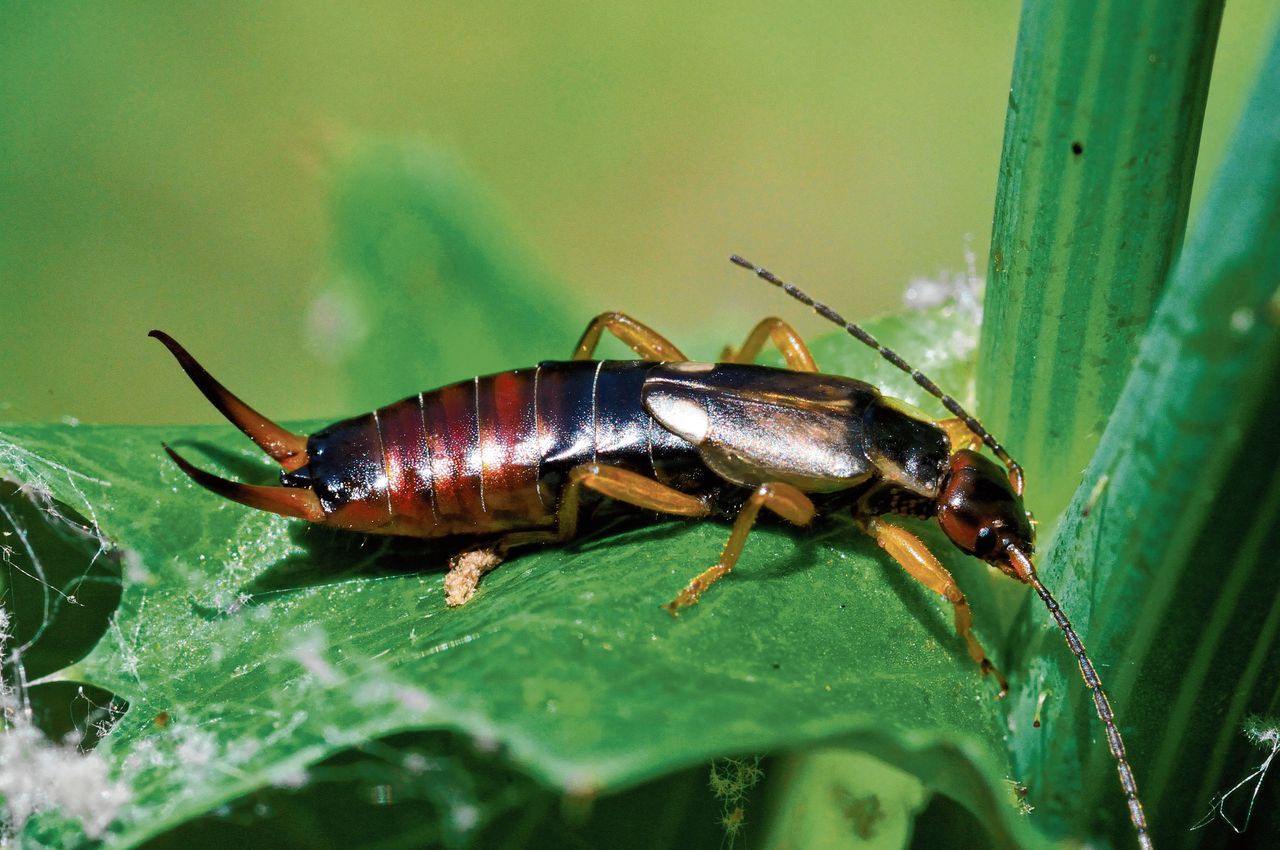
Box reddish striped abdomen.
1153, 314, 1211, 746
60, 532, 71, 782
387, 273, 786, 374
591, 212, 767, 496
305, 361, 711, 538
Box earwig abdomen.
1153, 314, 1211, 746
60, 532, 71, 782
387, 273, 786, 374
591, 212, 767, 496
298, 361, 718, 538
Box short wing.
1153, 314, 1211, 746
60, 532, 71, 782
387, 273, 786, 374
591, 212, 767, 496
643, 363, 878, 492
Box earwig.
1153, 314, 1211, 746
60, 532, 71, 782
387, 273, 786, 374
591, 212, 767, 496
153, 256, 1150, 848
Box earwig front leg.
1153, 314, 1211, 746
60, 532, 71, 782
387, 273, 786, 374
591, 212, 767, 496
857, 516, 1008, 698
936, 417, 982, 452
667, 482, 816, 614
572, 312, 687, 361
719, 317, 819, 372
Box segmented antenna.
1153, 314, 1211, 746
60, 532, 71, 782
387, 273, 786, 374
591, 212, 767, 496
1012, 548, 1152, 850
728, 255, 1025, 496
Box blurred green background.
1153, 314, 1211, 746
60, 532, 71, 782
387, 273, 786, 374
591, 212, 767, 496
1, 1, 1275, 424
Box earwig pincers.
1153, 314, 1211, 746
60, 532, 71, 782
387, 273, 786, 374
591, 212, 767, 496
153, 257, 1151, 848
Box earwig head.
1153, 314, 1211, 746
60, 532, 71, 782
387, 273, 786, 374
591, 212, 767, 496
937, 450, 1035, 577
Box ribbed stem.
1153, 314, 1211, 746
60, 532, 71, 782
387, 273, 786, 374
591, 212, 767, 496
1012, 23, 1280, 848
978, 0, 1224, 527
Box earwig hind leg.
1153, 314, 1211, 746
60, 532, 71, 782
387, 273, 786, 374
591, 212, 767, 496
936, 417, 983, 452
719, 317, 819, 372
443, 464, 712, 607
857, 516, 1008, 698
667, 481, 816, 614
500, 463, 712, 552
572, 312, 688, 362
569, 463, 712, 520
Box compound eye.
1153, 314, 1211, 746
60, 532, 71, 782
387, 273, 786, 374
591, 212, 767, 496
974, 525, 999, 558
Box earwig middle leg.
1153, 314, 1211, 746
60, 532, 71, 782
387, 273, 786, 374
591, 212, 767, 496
719, 317, 819, 372
572, 312, 687, 361
439, 464, 712, 607
857, 516, 1008, 698
667, 481, 816, 614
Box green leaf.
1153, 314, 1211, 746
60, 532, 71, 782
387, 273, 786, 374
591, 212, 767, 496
0, 305, 1040, 849
1005, 26, 1280, 847
139, 733, 748, 850
978, 0, 1224, 526
0, 479, 120, 681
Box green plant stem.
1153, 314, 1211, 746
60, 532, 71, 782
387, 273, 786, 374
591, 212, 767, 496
1014, 25, 1280, 845
978, 0, 1224, 526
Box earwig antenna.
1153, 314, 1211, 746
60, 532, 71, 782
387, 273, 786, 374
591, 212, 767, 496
1009, 547, 1152, 850
729, 255, 1024, 495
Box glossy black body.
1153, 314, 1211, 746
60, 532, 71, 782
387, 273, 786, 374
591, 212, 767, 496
281, 360, 957, 537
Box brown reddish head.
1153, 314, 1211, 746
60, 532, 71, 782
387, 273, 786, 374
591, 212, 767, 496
936, 449, 1035, 579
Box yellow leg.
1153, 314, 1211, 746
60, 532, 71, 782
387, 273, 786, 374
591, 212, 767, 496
858, 516, 1008, 698
719, 317, 818, 372
446, 463, 710, 606
572, 312, 687, 361
667, 481, 816, 613
936, 417, 982, 452
499, 463, 710, 554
